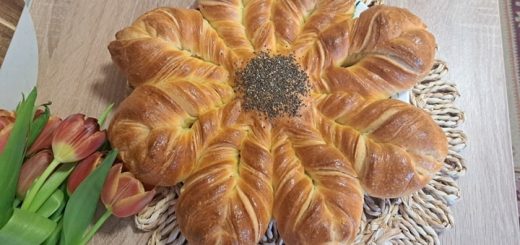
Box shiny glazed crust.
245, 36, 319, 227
108, 2, 446, 244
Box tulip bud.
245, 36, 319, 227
33, 108, 44, 118
0, 110, 15, 153
67, 152, 103, 194
17, 150, 53, 198
0, 109, 15, 119
52, 114, 106, 163
101, 164, 155, 218
27, 116, 62, 155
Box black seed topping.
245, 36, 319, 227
235, 52, 310, 119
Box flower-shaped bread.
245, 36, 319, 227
108, 1, 448, 244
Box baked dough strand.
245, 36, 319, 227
317, 97, 447, 198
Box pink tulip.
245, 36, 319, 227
101, 164, 155, 218
52, 114, 106, 163
28, 116, 62, 155
17, 150, 53, 198
67, 152, 103, 194
0, 110, 15, 153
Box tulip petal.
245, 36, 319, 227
101, 163, 123, 207
112, 173, 144, 204
0, 109, 15, 118
16, 150, 53, 198
66, 131, 106, 162
53, 114, 85, 144
67, 152, 103, 194
101, 163, 156, 217
111, 189, 156, 218
0, 113, 15, 153
52, 114, 106, 163
28, 116, 62, 155
0, 125, 13, 153
33, 109, 44, 118
51, 143, 76, 163
84, 118, 99, 133
0, 116, 15, 129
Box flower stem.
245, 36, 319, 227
98, 103, 114, 128
80, 209, 112, 245
21, 158, 60, 210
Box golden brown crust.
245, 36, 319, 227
108, 79, 236, 186
197, 0, 256, 60
108, 3, 445, 244
322, 5, 437, 98
288, 0, 356, 91
177, 115, 273, 244
108, 8, 235, 87
242, 0, 276, 52
317, 94, 447, 198
272, 111, 363, 244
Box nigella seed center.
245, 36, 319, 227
235, 52, 310, 119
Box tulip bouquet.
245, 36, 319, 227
0, 88, 155, 245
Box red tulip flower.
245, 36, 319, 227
0, 110, 15, 153
101, 164, 155, 218
27, 116, 62, 155
22, 114, 106, 210
52, 114, 106, 163
67, 152, 103, 194
16, 150, 52, 198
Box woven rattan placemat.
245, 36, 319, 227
132, 2, 467, 244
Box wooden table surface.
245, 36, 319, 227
0, 0, 24, 66
28, 0, 520, 244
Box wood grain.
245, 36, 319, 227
29, 0, 520, 244
387, 0, 520, 244
500, 0, 520, 171
0, 0, 24, 66
30, 0, 194, 244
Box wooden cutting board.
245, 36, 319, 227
0, 0, 24, 67
28, 0, 520, 244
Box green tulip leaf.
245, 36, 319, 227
0, 208, 56, 245
62, 149, 117, 245
28, 164, 74, 212
98, 103, 114, 128
12, 198, 21, 208
49, 186, 67, 223
43, 220, 62, 245
37, 189, 65, 218
0, 88, 37, 227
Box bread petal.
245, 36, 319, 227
108, 8, 236, 87
272, 116, 362, 244
109, 77, 235, 186
318, 97, 448, 198
177, 122, 273, 244
325, 6, 436, 99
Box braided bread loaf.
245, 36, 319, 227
108, 1, 446, 244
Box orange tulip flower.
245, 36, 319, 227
67, 152, 103, 194
27, 116, 62, 155
52, 114, 106, 163
16, 150, 53, 198
22, 114, 106, 210
101, 164, 155, 218
0, 110, 15, 153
